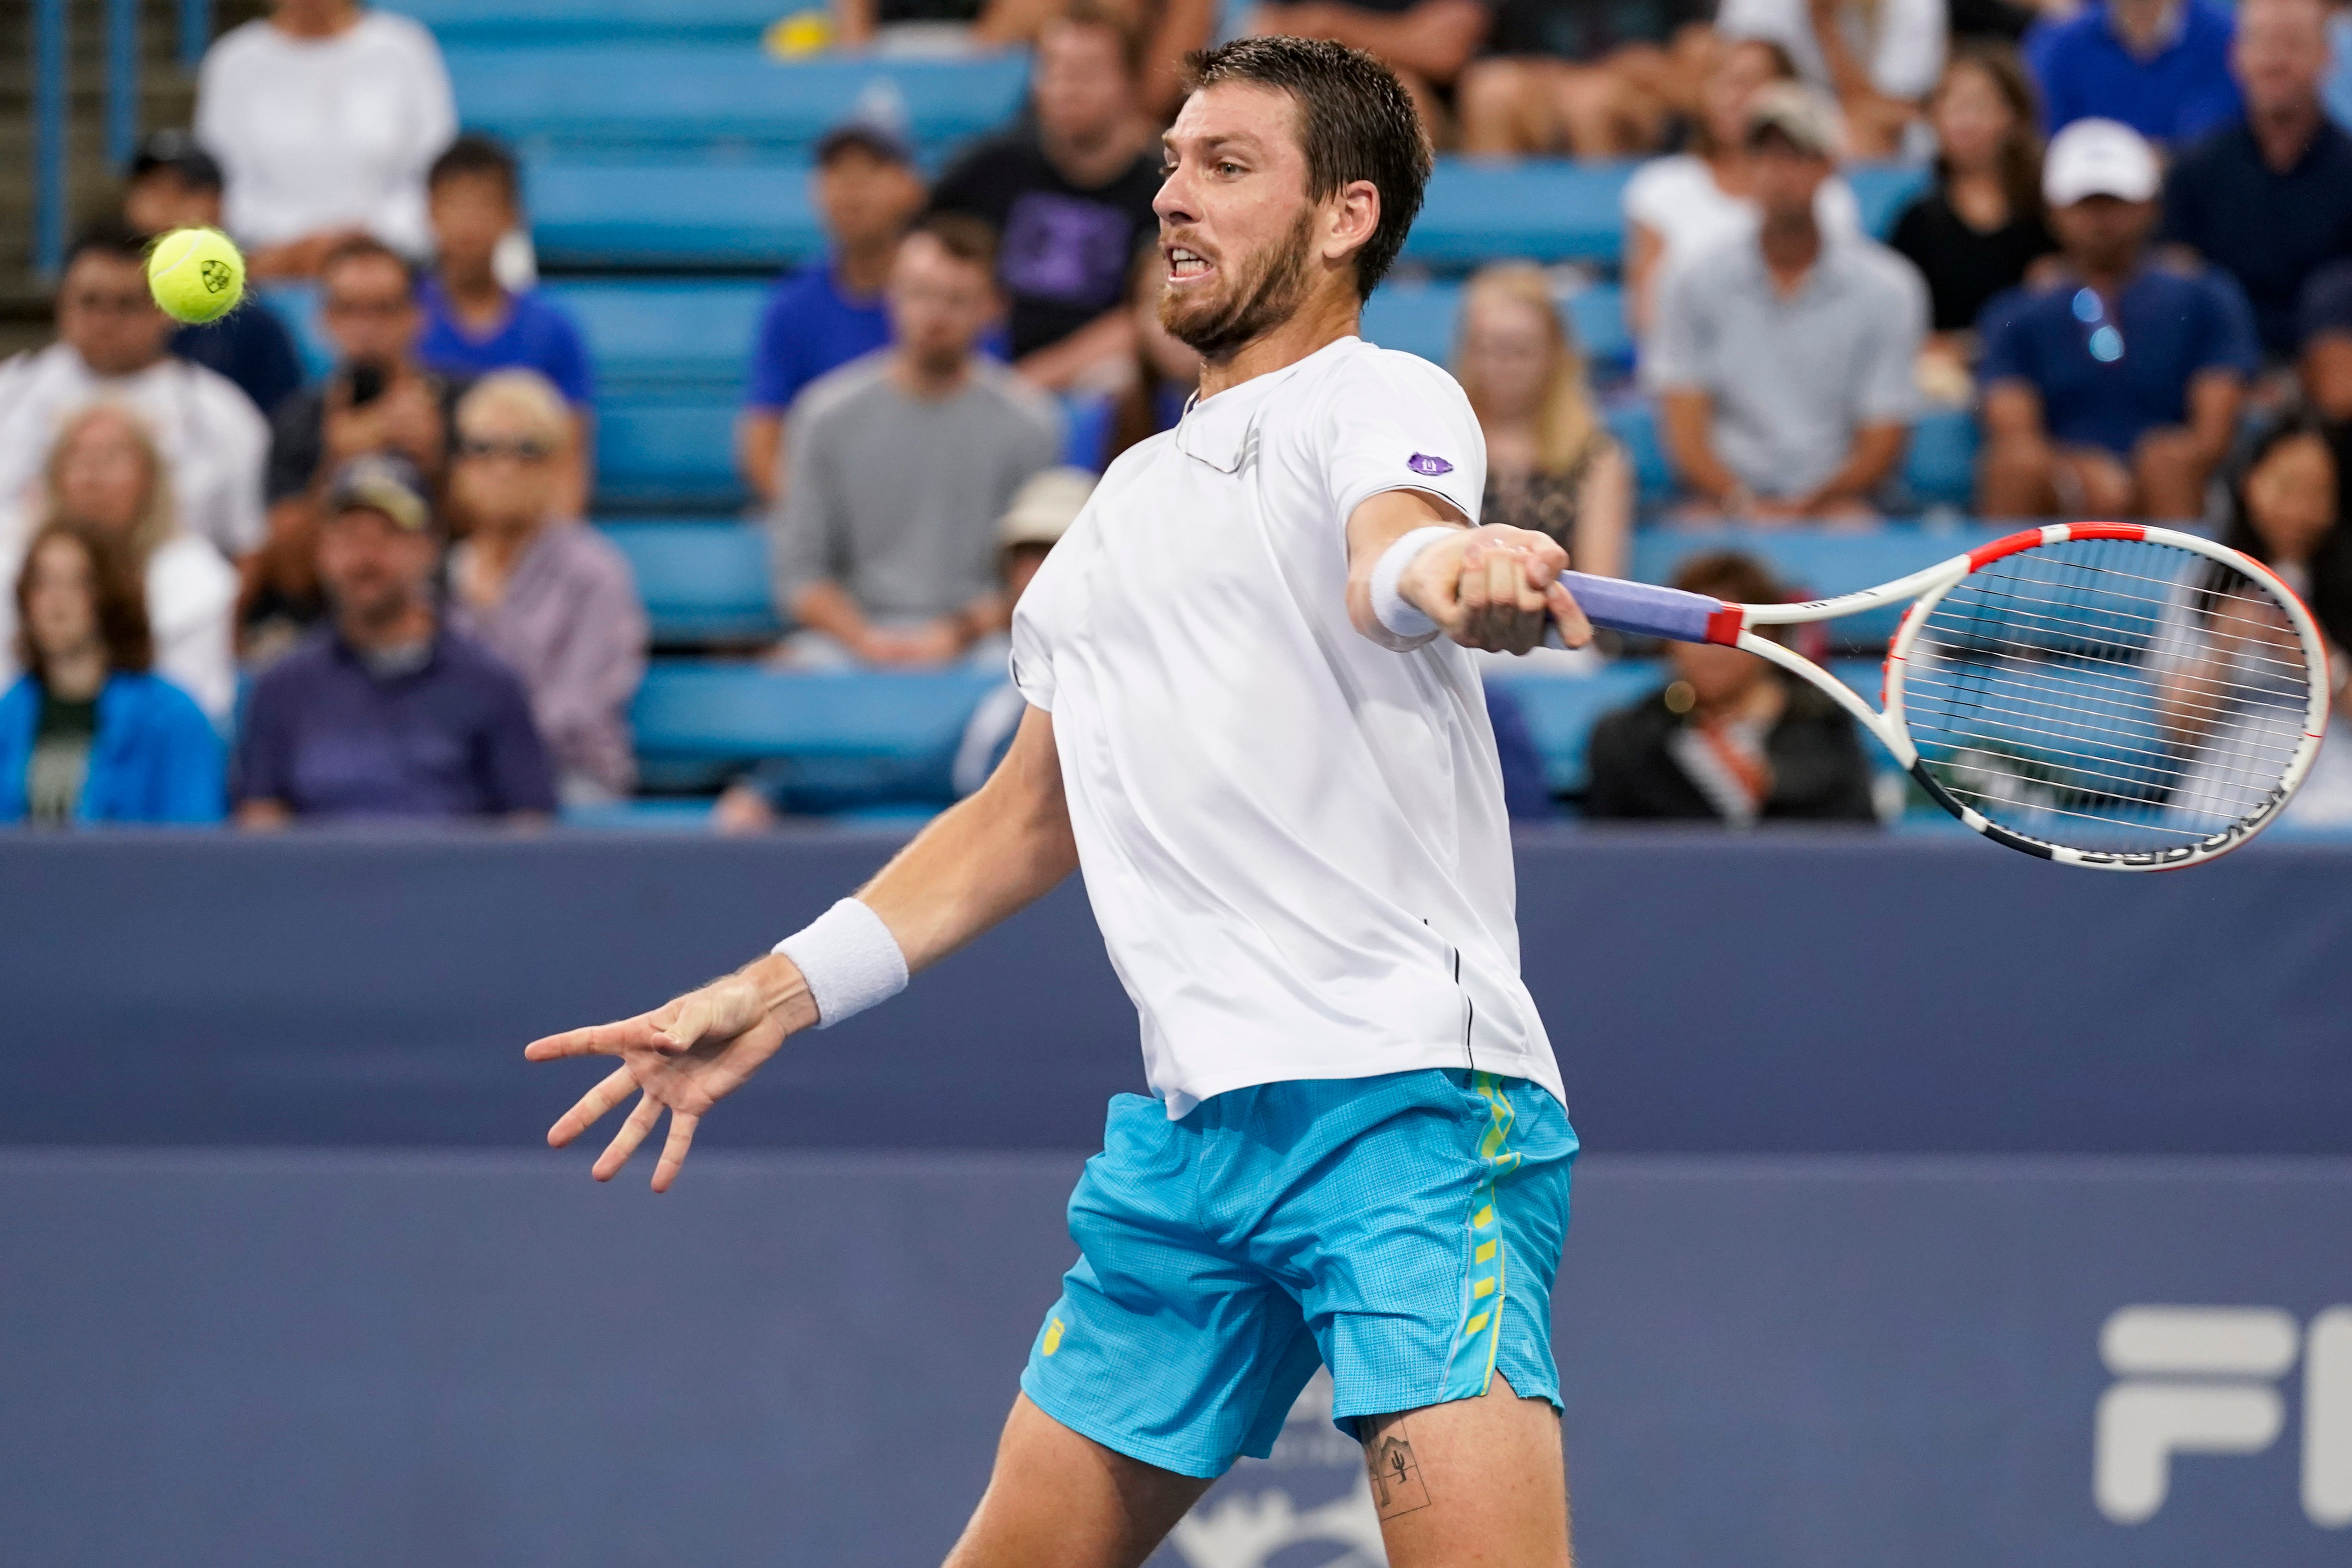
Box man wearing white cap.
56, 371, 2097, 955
1978, 117, 2259, 521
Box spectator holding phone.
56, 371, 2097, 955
0, 521, 223, 827
250, 237, 466, 659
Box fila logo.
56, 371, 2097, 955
2095, 1305, 2352, 1527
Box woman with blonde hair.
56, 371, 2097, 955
448, 368, 646, 804
1454, 264, 1632, 581
0, 404, 239, 724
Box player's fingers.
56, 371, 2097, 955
548, 1065, 639, 1148
525, 1016, 664, 1062
1509, 547, 1550, 614
650, 995, 709, 1055
1547, 581, 1595, 650
592, 1092, 664, 1182
1455, 540, 1493, 619
651, 1110, 701, 1194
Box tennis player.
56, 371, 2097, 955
528, 37, 1592, 1568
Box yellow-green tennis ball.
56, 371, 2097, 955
147, 227, 246, 325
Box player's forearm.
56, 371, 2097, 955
855, 708, 1077, 972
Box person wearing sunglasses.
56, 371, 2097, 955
447, 370, 646, 806
1977, 117, 2260, 521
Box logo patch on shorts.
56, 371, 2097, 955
1407, 453, 1454, 476
1042, 1316, 1066, 1356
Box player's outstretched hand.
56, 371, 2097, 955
522, 955, 818, 1192
1403, 525, 1592, 655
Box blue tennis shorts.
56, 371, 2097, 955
1019, 1068, 1577, 1479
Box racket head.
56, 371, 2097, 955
1882, 523, 2331, 869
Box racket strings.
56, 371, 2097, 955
1900, 537, 2315, 855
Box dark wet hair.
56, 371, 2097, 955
1184, 37, 1432, 300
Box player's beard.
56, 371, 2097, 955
1159, 208, 1318, 360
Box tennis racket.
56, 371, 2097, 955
1558, 523, 2332, 869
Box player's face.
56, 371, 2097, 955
814, 148, 924, 252
21, 536, 100, 667
52, 411, 154, 539
1153, 83, 1324, 358
58, 253, 172, 378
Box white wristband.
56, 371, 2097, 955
1370, 525, 1457, 643
772, 898, 908, 1029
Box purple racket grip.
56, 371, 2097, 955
1558, 572, 1739, 645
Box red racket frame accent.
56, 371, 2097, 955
1703, 605, 1746, 646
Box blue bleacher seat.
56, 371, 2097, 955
1847, 164, 1932, 239
545, 280, 767, 389
1904, 408, 1980, 513
1603, 402, 1675, 509
596, 389, 745, 508
383, 0, 787, 42
632, 664, 1002, 799
599, 521, 779, 642
446, 47, 1031, 153
530, 159, 824, 269
1486, 664, 1658, 793
1405, 159, 1636, 265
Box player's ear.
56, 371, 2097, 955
1323, 180, 1380, 267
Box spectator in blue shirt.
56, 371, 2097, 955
737, 124, 926, 506
417, 135, 594, 511
1978, 118, 2260, 520
0, 520, 223, 826
2159, 0, 2352, 360
234, 454, 556, 826
2025, 0, 2240, 146
121, 130, 305, 419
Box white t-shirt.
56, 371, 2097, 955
0, 533, 238, 727
1715, 0, 1948, 101
196, 12, 456, 257
1622, 154, 1863, 282
0, 344, 269, 559
1009, 336, 1565, 1119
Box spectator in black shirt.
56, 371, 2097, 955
1888, 45, 2055, 392
247, 236, 464, 661
1584, 552, 1879, 825
121, 130, 305, 419
928, 1, 1161, 391
2161, 0, 2352, 362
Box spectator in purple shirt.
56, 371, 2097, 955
737, 124, 927, 507
234, 453, 555, 825
416, 135, 595, 514
447, 370, 646, 805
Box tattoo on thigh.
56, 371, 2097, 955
1360, 1413, 1433, 1519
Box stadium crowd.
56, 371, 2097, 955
6, 0, 2352, 830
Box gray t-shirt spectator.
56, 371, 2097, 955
1644, 235, 1928, 501
772, 353, 1061, 624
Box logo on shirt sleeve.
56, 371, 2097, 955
1407, 453, 1455, 477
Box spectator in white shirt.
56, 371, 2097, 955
0, 223, 268, 564
0, 406, 239, 726
195, 0, 456, 279
1622, 36, 1864, 340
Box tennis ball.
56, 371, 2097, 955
147, 227, 246, 325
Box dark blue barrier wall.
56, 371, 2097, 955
4, 1150, 2345, 1568
5, 831, 2348, 1153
